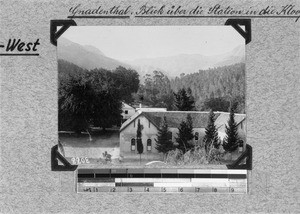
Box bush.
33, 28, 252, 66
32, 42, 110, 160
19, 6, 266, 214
206, 144, 223, 164
165, 147, 219, 165
165, 149, 183, 165
183, 148, 207, 165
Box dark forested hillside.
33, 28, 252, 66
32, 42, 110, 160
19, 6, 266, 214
133, 63, 245, 113
170, 63, 245, 113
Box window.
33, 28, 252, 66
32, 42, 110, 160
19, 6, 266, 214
149, 120, 150, 128
147, 139, 152, 151
131, 138, 136, 151
195, 132, 199, 141
125, 110, 128, 114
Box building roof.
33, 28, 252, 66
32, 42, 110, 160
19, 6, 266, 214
120, 111, 143, 132
122, 102, 135, 110
136, 107, 167, 112
143, 111, 219, 129
120, 111, 223, 132
214, 112, 246, 131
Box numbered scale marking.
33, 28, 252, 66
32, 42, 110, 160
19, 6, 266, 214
76, 168, 248, 194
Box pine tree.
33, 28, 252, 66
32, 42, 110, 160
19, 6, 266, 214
155, 116, 173, 154
186, 87, 195, 108
223, 106, 239, 152
136, 120, 144, 164
203, 109, 219, 154
176, 114, 194, 153
174, 88, 195, 111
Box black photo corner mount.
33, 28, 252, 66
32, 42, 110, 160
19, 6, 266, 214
50, 20, 77, 46
225, 19, 251, 44
226, 144, 252, 170
51, 145, 78, 171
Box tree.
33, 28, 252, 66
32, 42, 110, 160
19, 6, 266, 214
89, 69, 123, 131
203, 97, 230, 112
112, 66, 140, 104
223, 106, 239, 152
169, 63, 245, 113
58, 60, 124, 134
136, 119, 144, 164
135, 70, 174, 110
155, 116, 173, 155
176, 114, 194, 153
174, 88, 195, 111
58, 68, 95, 137
203, 110, 219, 154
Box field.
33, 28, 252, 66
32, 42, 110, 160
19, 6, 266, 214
59, 129, 163, 165
59, 129, 119, 162
60, 129, 120, 148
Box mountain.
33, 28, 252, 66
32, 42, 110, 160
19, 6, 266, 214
83, 45, 105, 56
57, 37, 131, 71
57, 38, 245, 80
127, 45, 245, 78
213, 45, 245, 67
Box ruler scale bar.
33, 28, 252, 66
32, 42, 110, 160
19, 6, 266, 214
77, 168, 248, 193
77, 186, 247, 193
76, 170, 248, 179
116, 182, 154, 187
79, 181, 246, 187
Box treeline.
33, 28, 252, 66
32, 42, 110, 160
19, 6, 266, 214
58, 60, 139, 133
170, 63, 245, 113
135, 63, 245, 113
58, 59, 245, 133
133, 70, 174, 110
156, 107, 243, 164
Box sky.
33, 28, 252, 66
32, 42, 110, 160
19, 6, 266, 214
60, 26, 244, 61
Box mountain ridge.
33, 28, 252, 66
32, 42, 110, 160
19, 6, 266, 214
57, 37, 245, 79
127, 45, 245, 78
58, 37, 132, 71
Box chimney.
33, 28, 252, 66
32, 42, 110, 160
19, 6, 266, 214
139, 103, 142, 109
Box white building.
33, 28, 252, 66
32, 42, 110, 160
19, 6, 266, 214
121, 102, 136, 122
119, 111, 246, 156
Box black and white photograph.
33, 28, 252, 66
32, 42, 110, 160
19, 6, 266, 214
57, 26, 246, 167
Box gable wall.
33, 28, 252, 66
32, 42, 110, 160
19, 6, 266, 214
121, 107, 136, 120
120, 115, 159, 154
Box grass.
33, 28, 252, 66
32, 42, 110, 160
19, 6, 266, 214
59, 129, 119, 148
121, 152, 163, 164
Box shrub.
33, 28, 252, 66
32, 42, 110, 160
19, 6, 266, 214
206, 144, 223, 164
165, 149, 183, 165
165, 147, 216, 165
